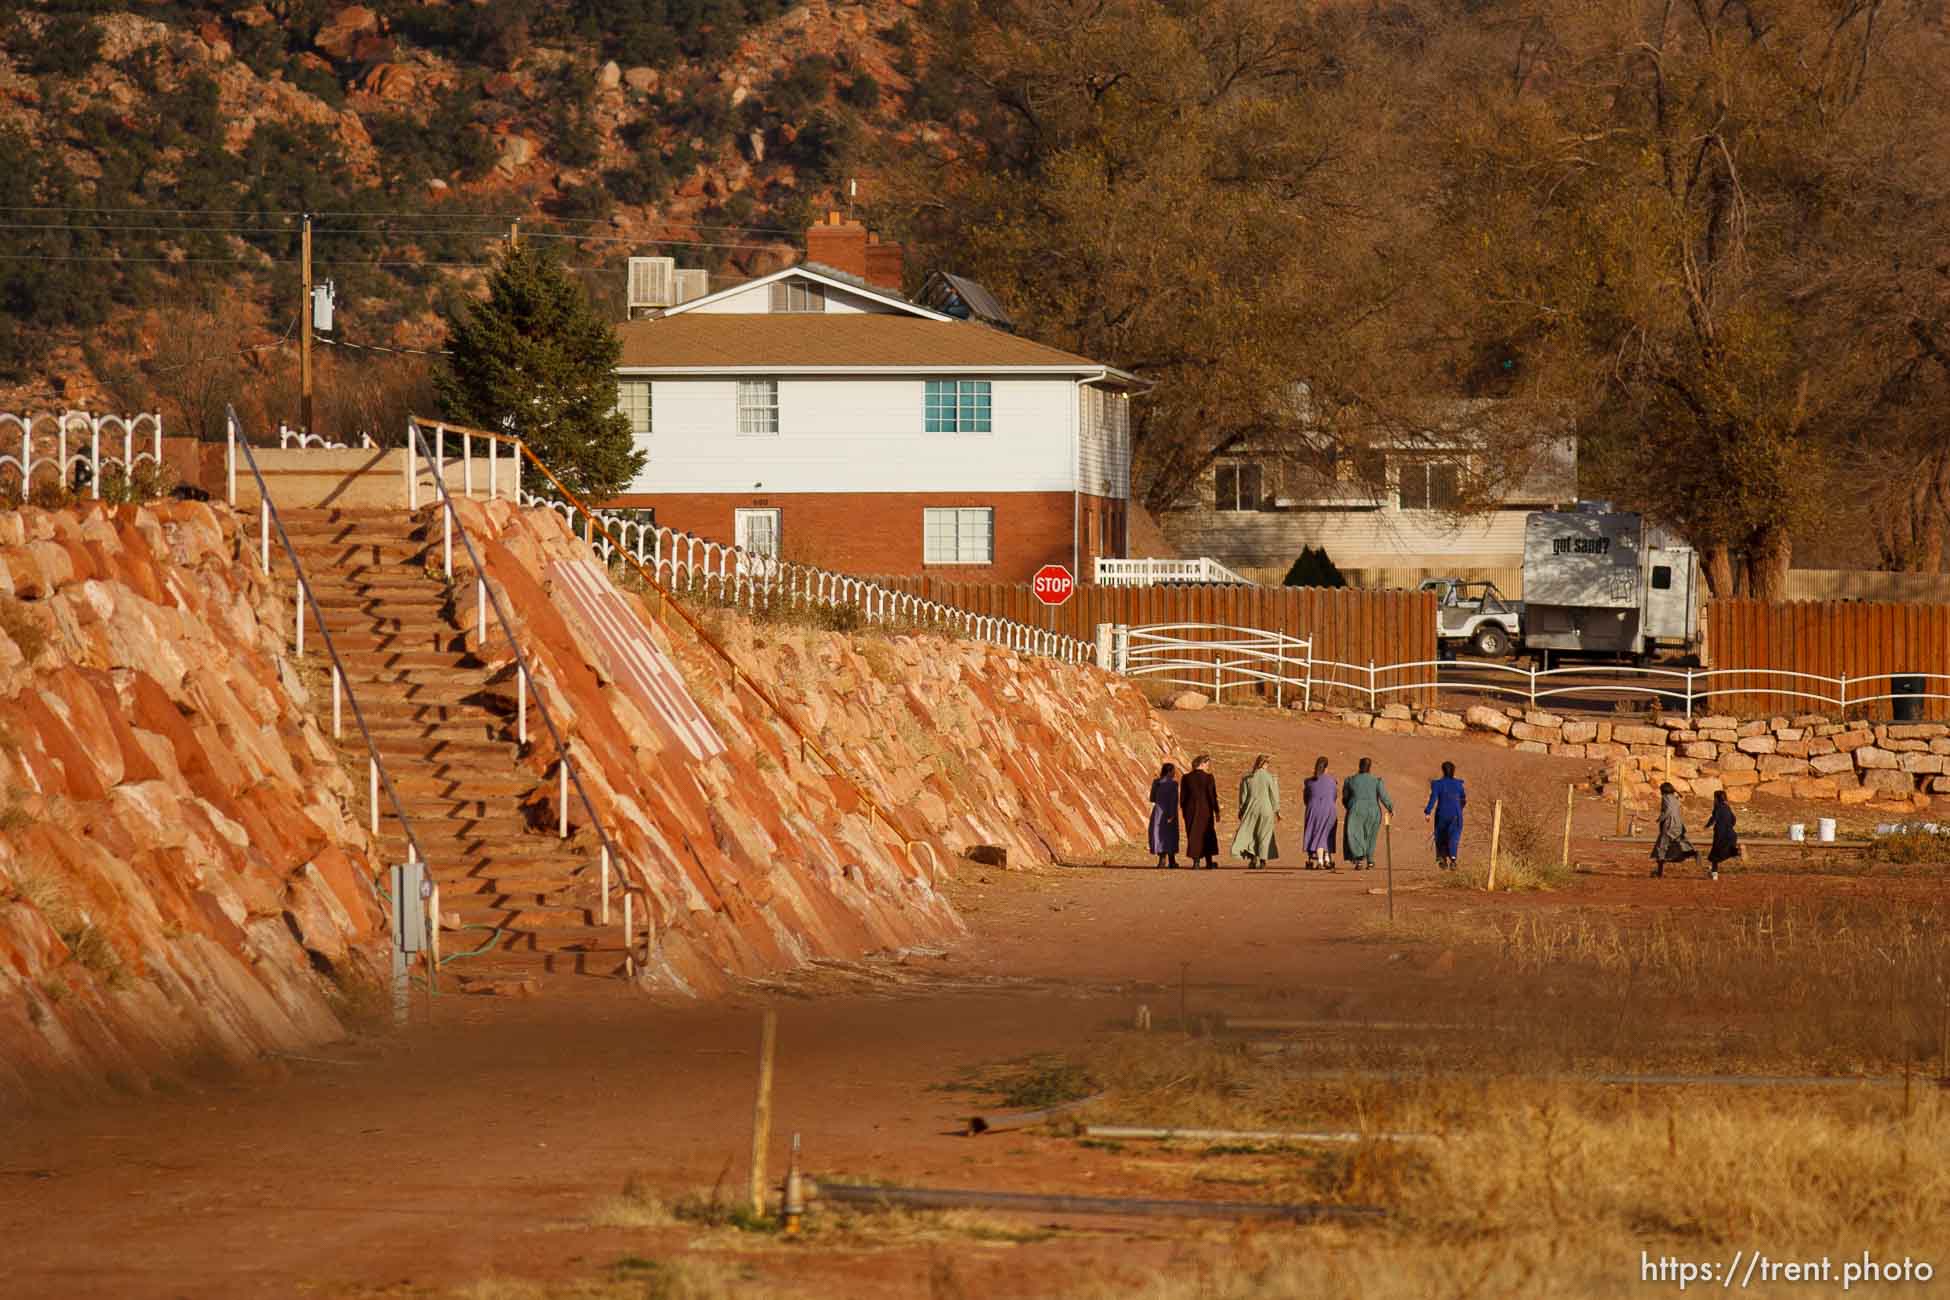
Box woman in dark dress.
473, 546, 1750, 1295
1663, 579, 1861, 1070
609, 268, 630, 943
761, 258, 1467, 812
1149, 762, 1181, 869
1180, 755, 1221, 870
1705, 788, 1738, 881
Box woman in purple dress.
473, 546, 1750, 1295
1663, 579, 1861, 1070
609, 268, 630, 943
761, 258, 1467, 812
1302, 756, 1338, 870
1148, 762, 1181, 869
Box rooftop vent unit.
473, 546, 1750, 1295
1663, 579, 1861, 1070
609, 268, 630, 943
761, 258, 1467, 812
627, 256, 676, 315
673, 268, 710, 305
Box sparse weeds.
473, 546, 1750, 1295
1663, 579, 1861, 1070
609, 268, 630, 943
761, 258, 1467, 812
1867, 828, 1950, 865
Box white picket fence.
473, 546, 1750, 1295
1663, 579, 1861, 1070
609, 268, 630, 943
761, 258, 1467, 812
1094, 557, 1254, 587
0, 410, 164, 496
278, 424, 376, 450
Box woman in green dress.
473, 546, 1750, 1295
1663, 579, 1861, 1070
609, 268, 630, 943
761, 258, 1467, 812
1340, 756, 1394, 871
1231, 754, 1281, 869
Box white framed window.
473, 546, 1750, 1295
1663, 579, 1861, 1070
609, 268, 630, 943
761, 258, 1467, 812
616, 379, 652, 436
924, 379, 992, 433
923, 507, 994, 565
737, 379, 779, 435
768, 280, 826, 313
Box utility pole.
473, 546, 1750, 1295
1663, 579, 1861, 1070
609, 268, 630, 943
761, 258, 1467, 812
300, 212, 314, 438
509, 218, 520, 250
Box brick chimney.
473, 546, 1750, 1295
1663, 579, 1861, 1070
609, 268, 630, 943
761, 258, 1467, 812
805, 211, 905, 293
864, 233, 905, 294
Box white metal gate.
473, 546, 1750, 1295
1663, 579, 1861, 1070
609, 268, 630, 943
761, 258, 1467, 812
1104, 623, 1314, 708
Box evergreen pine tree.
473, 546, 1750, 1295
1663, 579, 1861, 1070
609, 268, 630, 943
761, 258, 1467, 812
436, 244, 645, 502
1283, 546, 1348, 589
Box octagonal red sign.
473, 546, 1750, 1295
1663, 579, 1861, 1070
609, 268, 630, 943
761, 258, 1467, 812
1032, 564, 1076, 606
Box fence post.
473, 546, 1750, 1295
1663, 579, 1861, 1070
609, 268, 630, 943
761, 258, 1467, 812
294, 584, 304, 656
600, 843, 610, 926
260, 500, 270, 573
369, 756, 379, 836
331, 663, 342, 739
1685, 669, 1694, 724
517, 668, 527, 745
1486, 799, 1504, 891
1839, 672, 1849, 719
1368, 659, 1376, 712
559, 752, 570, 838
406, 427, 417, 510
463, 427, 473, 498
90, 424, 100, 500
1528, 665, 1536, 711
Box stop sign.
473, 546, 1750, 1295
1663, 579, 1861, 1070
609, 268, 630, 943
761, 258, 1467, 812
1032, 563, 1075, 606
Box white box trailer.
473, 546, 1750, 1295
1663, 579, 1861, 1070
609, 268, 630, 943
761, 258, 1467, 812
1520, 509, 1701, 658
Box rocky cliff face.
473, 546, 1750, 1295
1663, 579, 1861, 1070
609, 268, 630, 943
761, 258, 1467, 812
0, 503, 387, 1100
445, 498, 1173, 994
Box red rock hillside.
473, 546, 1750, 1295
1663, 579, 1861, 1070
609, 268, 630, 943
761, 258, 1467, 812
0, 503, 388, 1100
447, 499, 1174, 994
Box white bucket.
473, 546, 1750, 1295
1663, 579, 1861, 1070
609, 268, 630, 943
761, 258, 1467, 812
1788, 823, 1806, 843
1817, 818, 1836, 843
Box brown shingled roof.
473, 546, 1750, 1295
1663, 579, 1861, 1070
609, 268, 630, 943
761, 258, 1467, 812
615, 313, 1107, 371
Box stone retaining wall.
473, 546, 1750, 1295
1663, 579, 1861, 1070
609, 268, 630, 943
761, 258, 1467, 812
0, 503, 387, 1100
1326, 702, 1949, 813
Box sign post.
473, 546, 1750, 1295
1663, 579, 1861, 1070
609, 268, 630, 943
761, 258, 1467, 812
1033, 563, 1075, 607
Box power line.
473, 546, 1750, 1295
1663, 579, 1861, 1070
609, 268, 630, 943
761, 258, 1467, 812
0, 205, 805, 236
316, 335, 451, 357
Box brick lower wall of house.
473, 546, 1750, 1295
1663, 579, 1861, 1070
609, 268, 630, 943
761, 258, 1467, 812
604, 490, 1123, 583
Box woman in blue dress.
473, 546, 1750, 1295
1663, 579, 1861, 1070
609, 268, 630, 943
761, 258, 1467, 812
1424, 760, 1466, 871
1148, 762, 1181, 869
1302, 756, 1339, 870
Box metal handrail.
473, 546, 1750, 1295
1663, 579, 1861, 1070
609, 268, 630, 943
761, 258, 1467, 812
405, 419, 636, 940
223, 406, 428, 872
405, 415, 968, 842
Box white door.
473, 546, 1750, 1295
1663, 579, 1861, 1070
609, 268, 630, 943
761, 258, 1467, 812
1644, 547, 1696, 643
735, 508, 781, 577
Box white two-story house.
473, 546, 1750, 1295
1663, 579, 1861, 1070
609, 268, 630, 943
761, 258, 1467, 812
608, 253, 1141, 583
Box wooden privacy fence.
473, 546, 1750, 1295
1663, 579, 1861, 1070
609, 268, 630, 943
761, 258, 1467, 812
1706, 599, 1950, 721
872, 579, 1438, 706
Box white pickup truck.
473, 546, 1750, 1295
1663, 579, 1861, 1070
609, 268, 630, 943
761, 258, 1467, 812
1420, 578, 1524, 658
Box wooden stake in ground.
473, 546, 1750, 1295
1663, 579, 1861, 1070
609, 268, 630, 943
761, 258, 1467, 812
1384, 817, 1395, 922
1562, 784, 1574, 869
1486, 800, 1504, 891
749, 1009, 778, 1218
1615, 779, 1626, 836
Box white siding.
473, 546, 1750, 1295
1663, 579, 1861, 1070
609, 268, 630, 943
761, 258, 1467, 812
1161, 507, 1534, 573
1077, 387, 1131, 499
682, 279, 901, 316
626, 374, 1079, 493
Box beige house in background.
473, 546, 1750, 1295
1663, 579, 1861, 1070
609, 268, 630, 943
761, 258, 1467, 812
1157, 424, 1577, 593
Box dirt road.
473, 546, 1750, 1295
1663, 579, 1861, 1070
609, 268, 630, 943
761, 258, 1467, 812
0, 706, 1924, 1299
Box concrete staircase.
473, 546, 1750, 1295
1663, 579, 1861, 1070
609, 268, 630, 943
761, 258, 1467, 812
272, 508, 622, 986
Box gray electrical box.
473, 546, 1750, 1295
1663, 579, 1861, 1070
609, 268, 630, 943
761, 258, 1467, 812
390, 861, 430, 954
312, 280, 336, 332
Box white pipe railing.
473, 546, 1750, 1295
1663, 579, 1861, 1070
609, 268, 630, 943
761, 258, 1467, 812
417, 422, 1090, 665
1116, 623, 1314, 708
1103, 620, 1950, 720
407, 419, 642, 971
1300, 659, 1950, 720
224, 407, 430, 876
0, 410, 164, 497
1094, 557, 1254, 588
